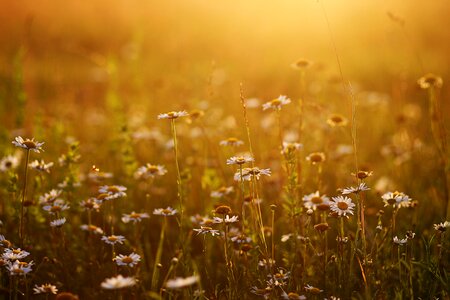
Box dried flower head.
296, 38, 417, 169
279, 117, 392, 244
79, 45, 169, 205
327, 114, 348, 127
291, 59, 313, 70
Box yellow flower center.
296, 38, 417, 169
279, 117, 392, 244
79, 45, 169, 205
23, 141, 37, 148
122, 256, 133, 264
337, 202, 349, 210
311, 196, 323, 204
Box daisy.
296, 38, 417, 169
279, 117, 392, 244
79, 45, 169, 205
226, 155, 254, 165
417, 73, 443, 89
98, 185, 127, 199
166, 275, 199, 289
50, 218, 66, 228
304, 284, 323, 294
381, 191, 412, 208
12, 136, 44, 153
327, 114, 348, 127
341, 182, 370, 195
80, 198, 101, 211
0, 235, 12, 248
302, 191, 330, 211
114, 253, 141, 267
193, 226, 220, 236
39, 189, 62, 205
134, 164, 167, 179
433, 221, 450, 232
291, 59, 313, 70
157, 111, 189, 120
2, 248, 30, 261
281, 142, 303, 155
250, 286, 272, 298
213, 215, 239, 224
306, 152, 326, 164
262, 95, 291, 111
0, 155, 20, 172
122, 212, 150, 223
210, 186, 234, 198
393, 236, 408, 245
230, 234, 252, 244
330, 196, 355, 217
102, 235, 126, 245
153, 207, 177, 217
219, 137, 244, 147
234, 167, 271, 181
351, 170, 373, 179
6, 260, 33, 276
29, 160, 54, 173
33, 284, 58, 295
101, 275, 136, 289
281, 292, 306, 300
80, 224, 104, 235
42, 199, 70, 215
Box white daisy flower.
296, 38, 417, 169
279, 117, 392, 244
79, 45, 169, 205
2, 248, 30, 261
122, 212, 150, 223
226, 155, 254, 165
210, 186, 234, 198
80, 224, 104, 235
434, 221, 450, 232
33, 283, 58, 295
234, 167, 271, 181
341, 182, 370, 195
213, 215, 239, 224
193, 226, 220, 236
12, 136, 44, 153
102, 235, 126, 245
302, 191, 330, 211
6, 260, 33, 276
281, 142, 303, 155
157, 111, 189, 120
29, 160, 54, 173
219, 137, 244, 147
166, 275, 199, 289
114, 253, 141, 267
98, 185, 127, 200
381, 191, 412, 208
0, 155, 20, 172
153, 207, 177, 217
50, 218, 66, 228
134, 164, 167, 179
393, 236, 408, 245
262, 95, 291, 111
330, 196, 355, 217
101, 275, 136, 289
304, 284, 323, 294
281, 291, 306, 300
42, 199, 70, 215
39, 189, 62, 205
80, 198, 101, 211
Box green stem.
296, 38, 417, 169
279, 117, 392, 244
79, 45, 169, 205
151, 217, 167, 291
20, 149, 30, 247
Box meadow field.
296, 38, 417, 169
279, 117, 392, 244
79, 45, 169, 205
0, 0, 449, 299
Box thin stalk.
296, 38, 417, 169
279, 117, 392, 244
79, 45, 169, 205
171, 119, 183, 220
151, 217, 167, 291
20, 149, 30, 247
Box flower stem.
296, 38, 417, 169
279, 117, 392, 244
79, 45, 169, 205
19, 149, 30, 247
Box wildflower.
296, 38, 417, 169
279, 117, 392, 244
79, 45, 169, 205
166, 275, 199, 289
393, 236, 408, 245
303, 191, 330, 211
122, 212, 150, 223
406, 231, 416, 239
213, 215, 239, 224
153, 207, 177, 217
157, 111, 189, 120
193, 226, 220, 236
219, 137, 244, 147
417, 73, 443, 89
42, 199, 70, 215
80, 198, 100, 211
210, 186, 234, 198
134, 164, 167, 179
101, 275, 136, 289
250, 286, 272, 298
381, 191, 412, 208
262, 95, 291, 111
12, 136, 44, 153
114, 253, 141, 267
258, 258, 276, 268
98, 185, 127, 200
102, 235, 126, 245
39, 189, 63, 205
226, 155, 254, 165
234, 167, 271, 181
314, 222, 330, 232
0, 235, 12, 248
330, 196, 355, 217
50, 218, 66, 228
0, 155, 20, 172
281, 292, 306, 300
281, 234, 292, 242
306, 152, 326, 164
80, 224, 104, 235
281, 142, 303, 155
291, 59, 313, 70
6, 260, 33, 276
327, 114, 348, 127
341, 182, 370, 195
33, 284, 58, 295
214, 205, 232, 215
29, 160, 54, 173
304, 284, 323, 294
231, 234, 252, 244
2, 248, 30, 261
352, 170, 373, 180
433, 221, 450, 232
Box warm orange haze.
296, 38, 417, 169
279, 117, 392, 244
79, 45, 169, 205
0, 0, 449, 299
